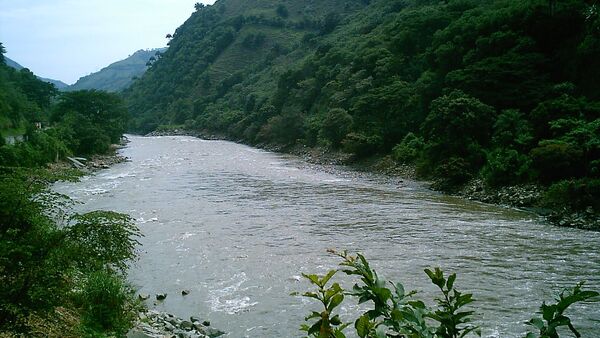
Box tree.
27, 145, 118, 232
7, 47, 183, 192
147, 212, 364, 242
276, 4, 289, 18
318, 108, 353, 147
0, 42, 5, 64
52, 90, 128, 154
194, 2, 205, 11
421, 90, 495, 168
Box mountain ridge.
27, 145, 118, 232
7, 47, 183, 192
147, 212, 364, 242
66, 48, 167, 92
5, 57, 69, 89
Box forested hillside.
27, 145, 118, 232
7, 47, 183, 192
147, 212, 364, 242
4, 56, 69, 89
67, 48, 166, 92
124, 0, 600, 227
0, 42, 129, 164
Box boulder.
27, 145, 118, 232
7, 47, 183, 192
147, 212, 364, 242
126, 329, 155, 338
180, 320, 194, 330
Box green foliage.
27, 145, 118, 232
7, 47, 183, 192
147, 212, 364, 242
299, 270, 348, 338
79, 270, 136, 334
530, 142, 584, 184
491, 109, 533, 150
276, 4, 289, 18
524, 282, 599, 338
319, 108, 353, 148
342, 132, 383, 158
299, 251, 481, 338
0, 169, 141, 335
52, 90, 128, 155
0, 49, 136, 335
392, 132, 424, 164
425, 268, 480, 338
482, 148, 531, 187
67, 48, 166, 92
421, 90, 495, 171
300, 251, 597, 338
431, 157, 475, 192
542, 178, 600, 213
67, 211, 141, 273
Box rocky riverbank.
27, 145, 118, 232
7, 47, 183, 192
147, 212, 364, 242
127, 309, 225, 338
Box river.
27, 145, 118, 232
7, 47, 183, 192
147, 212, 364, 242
53, 135, 600, 337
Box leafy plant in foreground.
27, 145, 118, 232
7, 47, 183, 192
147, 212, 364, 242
300, 270, 349, 338
337, 251, 432, 338
299, 251, 597, 338
299, 251, 479, 338
524, 282, 599, 338
425, 268, 480, 338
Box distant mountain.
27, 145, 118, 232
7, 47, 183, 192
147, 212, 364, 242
66, 48, 167, 92
5, 57, 69, 89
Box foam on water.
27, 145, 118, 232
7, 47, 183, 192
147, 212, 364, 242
207, 273, 259, 314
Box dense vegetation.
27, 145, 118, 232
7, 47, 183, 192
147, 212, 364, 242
4, 56, 68, 89
67, 48, 166, 92
298, 251, 598, 338
0, 43, 139, 336
1, 41, 129, 166
124, 0, 600, 228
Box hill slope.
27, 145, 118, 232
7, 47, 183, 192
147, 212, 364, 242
5, 57, 68, 89
67, 48, 166, 92
124, 0, 600, 228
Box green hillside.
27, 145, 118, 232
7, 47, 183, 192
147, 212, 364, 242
5, 57, 68, 89
67, 48, 166, 92
124, 0, 600, 228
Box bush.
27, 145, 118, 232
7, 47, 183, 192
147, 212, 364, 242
0, 170, 140, 335
392, 132, 424, 164
276, 4, 289, 18
432, 157, 473, 192
318, 108, 353, 148
421, 90, 495, 168
79, 270, 134, 334
482, 148, 531, 187
342, 132, 383, 158
258, 112, 305, 145
530, 141, 584, 183
543, 178, 600, 212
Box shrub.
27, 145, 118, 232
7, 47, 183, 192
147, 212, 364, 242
392, 132, 424, 164
482, 148, 531, 187
318, 108, 353, 148
432, 157, 473, 192
276, 4, 289, 18
543, 178, 600, 212
79, 270, 134, 334
342, 132, 383, 158
530, 142, 584, 184
0, 170, 141, 335
421, 90, 495, 167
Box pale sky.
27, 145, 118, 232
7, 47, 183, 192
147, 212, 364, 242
0, 0, 215, 84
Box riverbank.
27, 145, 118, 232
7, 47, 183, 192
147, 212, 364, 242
143, 129, 599, 230
127, 309, 224, 338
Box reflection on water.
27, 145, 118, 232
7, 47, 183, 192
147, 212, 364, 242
54, 136, 600, 337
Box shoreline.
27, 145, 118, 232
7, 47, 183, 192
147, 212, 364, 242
143, 129, 599, 230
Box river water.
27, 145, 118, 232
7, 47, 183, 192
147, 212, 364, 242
53, 135, 600, 337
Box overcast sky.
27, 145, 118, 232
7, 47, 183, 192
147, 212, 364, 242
0, 0, 215, 84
